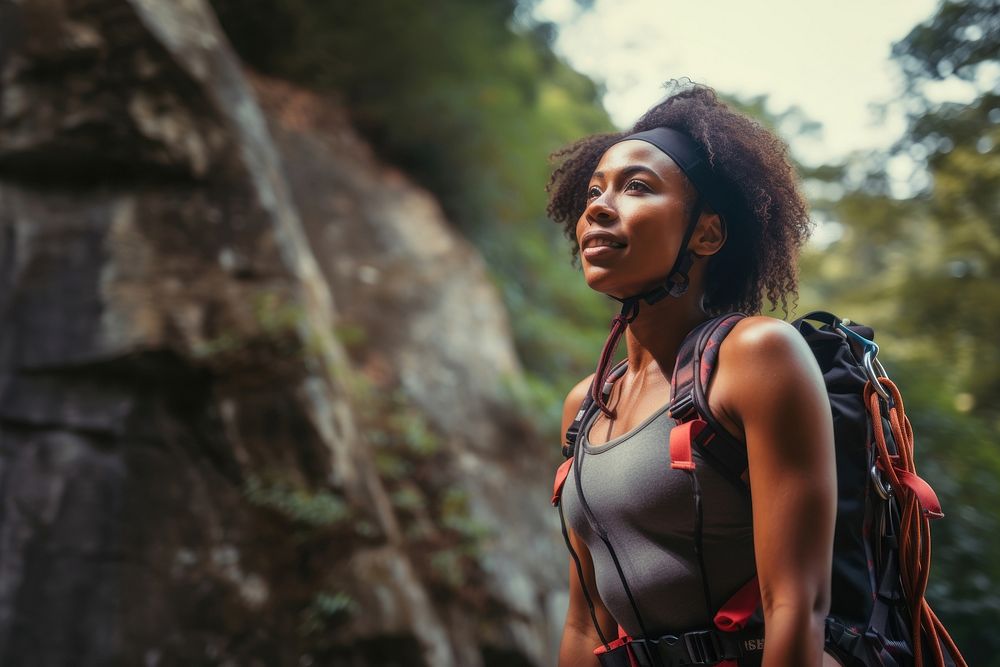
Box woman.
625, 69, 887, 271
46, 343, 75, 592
548, 82, 840, 666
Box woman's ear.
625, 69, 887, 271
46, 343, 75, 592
690, 210, 727, 257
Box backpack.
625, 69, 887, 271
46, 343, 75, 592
551, 311, 967, 667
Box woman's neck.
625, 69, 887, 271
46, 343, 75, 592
620, 293, 710, 381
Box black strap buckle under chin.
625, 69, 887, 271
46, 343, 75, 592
667, 270, 691, 298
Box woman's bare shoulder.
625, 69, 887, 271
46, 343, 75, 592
713, 315, 820, 383
723, 315, 806, 359
565, 373, 595, 405
712, 315, 825, 430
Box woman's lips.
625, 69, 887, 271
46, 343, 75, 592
580, 231, 627, 264
582, 244, 625, 263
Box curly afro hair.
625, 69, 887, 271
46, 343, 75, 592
546, 81, 812, 315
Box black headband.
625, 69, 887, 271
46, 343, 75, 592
613, 127, 727, 216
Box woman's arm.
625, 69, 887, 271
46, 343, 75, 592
715, 317, 837, 667
558, 375, 619, 667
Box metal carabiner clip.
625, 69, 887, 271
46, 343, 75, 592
837, 322, 891, 401
871, 464, 893, 500
863, 350, 891, 401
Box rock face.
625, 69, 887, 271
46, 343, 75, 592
0, 1, 565, 666
252, 74, 569, 664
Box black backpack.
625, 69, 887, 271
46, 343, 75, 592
552, 312, 967, 667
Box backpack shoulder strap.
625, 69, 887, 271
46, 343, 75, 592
668, 312, 751, 493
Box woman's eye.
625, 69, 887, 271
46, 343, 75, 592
586, 186, 601, 200
625, 180, 650, 193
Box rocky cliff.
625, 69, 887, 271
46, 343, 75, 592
0, 1, 566, 665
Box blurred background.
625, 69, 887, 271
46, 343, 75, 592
0, 0, 996, 665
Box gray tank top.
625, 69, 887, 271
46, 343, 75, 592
561, 399, 756, 638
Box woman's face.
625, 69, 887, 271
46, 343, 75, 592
575, 140, 693, 299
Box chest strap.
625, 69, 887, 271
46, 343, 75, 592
595, 622, 763, 667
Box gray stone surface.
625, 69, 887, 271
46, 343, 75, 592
254, 74, 569, 666
0, 1, 567, 665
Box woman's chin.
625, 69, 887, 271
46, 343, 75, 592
583, 272, 634, 300
584, 272, 674, 302
582, 268, 610, 293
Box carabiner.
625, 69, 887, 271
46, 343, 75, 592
837, 322, 891, 401
871, 464, 893, 500
863, 350, 891, 401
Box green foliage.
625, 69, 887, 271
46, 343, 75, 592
299, 591, 357, 637
189, 289, 316, 367
440, 488, 492, 545
350, 378, 494, 600
190, 331, 244, 360
211, 0, 607, 232
797, 2, 1000, 661
332, 322, 367, 351
243, 474, 351, 528
363, 387, 444, 480
253, 290, 305, 336
891, 0, 999, 87
386, 408, 441, 456
211, 0, 616, 443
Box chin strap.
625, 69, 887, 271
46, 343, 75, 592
592, 298, 640, 418
591, 200, 704, 418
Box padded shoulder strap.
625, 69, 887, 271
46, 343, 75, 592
669, 313, 750, 493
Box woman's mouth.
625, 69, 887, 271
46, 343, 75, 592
582, 241, 626, 262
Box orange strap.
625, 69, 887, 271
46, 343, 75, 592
669, 419, 708, 471
551, 458, 573, 506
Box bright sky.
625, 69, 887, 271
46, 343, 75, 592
531, 0, 947, 166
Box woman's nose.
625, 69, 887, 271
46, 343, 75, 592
585, 194, 617, 225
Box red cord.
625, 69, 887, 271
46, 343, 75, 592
592, 314, 630, 418
592, 301, 639, 418
865, 378, 967, 667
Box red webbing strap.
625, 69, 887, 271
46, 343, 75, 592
866, 378, 967, 667
552, 458, 573, 506
592, 626, 639, 667
709, 576, 761, 667
894, 469, 943, 519
713, 576, 761, 632
669, 419, 707, 471
592, 636, 630, 655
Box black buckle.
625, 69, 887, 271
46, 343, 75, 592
596, 643, 636, 667
630, 635, 678, 667
631, 630, 736, 666
683, 630, 723, 665
668, 392, 696, 421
